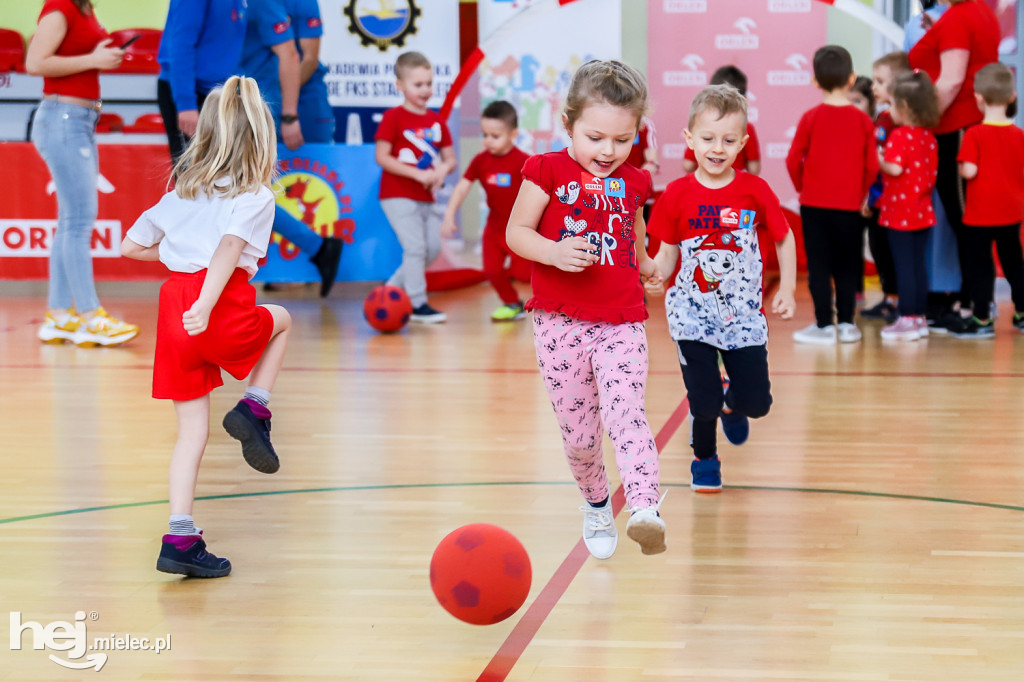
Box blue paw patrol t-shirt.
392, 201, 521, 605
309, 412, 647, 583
647, 172, 790, 349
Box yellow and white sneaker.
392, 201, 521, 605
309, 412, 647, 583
38, 309, 85, 344
74, 308, 139, 347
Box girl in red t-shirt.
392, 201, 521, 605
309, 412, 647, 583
879, 72, 941, 341
507, 60, 666, 559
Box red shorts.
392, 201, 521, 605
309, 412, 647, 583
153, 269, 275, 401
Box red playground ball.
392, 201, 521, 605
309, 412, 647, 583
362, 285, 412, 333
430, 523, 532, 625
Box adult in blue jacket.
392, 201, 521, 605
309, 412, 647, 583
287, 0, 335, 143
157, 0, 343, 296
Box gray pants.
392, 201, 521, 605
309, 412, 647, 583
380, 198, 442, 307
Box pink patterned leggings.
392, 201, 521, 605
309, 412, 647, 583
532, 310, 661, 509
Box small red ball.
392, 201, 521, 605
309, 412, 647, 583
362, 285, 412, 333
430, 524, 532, 625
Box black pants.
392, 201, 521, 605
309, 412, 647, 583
887, 228, 931, 316
935, 130, 971, 305
865, 207, 897, 296
677, 341, 772, 460
801, 206, 864, 327
963, 223, 1024, 317
157, 79, 209, 165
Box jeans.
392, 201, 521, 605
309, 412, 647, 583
31, 100, 102, 312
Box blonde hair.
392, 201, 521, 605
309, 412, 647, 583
688, 83, 748, 129
563, 60, 649, 132
173, 76, 277, 200
873, 51, 910, 75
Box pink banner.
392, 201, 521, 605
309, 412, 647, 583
647, 0, 827, 209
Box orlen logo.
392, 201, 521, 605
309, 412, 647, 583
715, 17, 759, 50
767, 126, 797, 159
767, 54, 812, 86
663, 0, 706, 12
769, 0, 812, 12
663, 54, 707, 87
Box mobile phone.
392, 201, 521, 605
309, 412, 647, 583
120, 34, 140, 49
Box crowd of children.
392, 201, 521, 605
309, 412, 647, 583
109, 40, 1024, 574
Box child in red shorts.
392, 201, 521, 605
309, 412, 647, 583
441, 100, 531, 321
122, 76, 292, 578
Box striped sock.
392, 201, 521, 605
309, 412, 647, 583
169, 514, 196, 536
244, 387, 270, 407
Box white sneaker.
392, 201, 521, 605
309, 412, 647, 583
579, 498, 617, 559
625, 506, 667, 556
74, 308, 139, 347
793, 324, 837, 345
38, 309, 84, 344
837, 322, 862, 343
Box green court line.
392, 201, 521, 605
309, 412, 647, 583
2, 481, 1023, 526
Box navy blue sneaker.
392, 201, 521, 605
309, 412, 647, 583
720, 377, 749, 446
156, 534, 231, 578
223, 399, 280, 473
690, 456, 722, 493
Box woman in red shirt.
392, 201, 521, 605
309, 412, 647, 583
26, 0, 138, 347
908, 0, 1000, 320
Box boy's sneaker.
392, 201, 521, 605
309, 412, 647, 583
491, 302, 526, 322
793, 324, 837, 345
156, 533, 231, 578
880, 316, 921, 341
223, 400, 280, 473
927, 310, 963, 335
861, 299, 898, 322
38, 309, 84, 344
579, 498, 617, 559
625, 492, 668, 555
914, 316, 929, 337
950, 317, 995, 339
720, 377, 749, 446
74, 308, 138, 347
309, 237, 344, 298
837, 322, 862, 343
691, 456, 722, 493
1013, 312, 1024, 333
410, 304, 447, 324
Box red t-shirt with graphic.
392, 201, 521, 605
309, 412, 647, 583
647, 172, 790, 349
685, 122, 761, 170
463, 147, 530, 234
375, 105, 453, 202
958, 122, 1024, 226
39, 0, 109, 100
880, 126, 938, 231
522, 150, 652, 323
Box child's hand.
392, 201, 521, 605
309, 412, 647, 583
428, 169, 446, 194
440, 216, 458, 239
415, 168, 434, 189
640, 258, 662, 285
644, 279, 666, 296
182, 302, 212, 336
549, 236, 598, 272
860, 198, 872, 218
772, 288, 796, 320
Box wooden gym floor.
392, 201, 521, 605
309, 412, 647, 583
1, 278, 1023, 681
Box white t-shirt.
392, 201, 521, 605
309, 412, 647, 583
127, 184, 276, 278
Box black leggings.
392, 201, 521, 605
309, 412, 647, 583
963, 223, 1024, 318
157, 79, 209, 165
887, 228, 931, 317
801, 206, 864, 327
866, 208, 898, 296
677, 341, 772, 460
935, 130, 971, 305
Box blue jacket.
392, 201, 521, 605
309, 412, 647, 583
157, 0, 248, 112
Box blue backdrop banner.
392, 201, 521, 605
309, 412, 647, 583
253, 143, 400, 283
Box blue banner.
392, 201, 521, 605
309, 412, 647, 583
253, 143, 401, 283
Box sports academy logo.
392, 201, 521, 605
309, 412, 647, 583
663, 54, 707, 87
714, 17, 758, 50
343, 0, 421, 52
273, 158, 357, 260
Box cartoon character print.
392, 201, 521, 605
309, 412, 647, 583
556, 181, 581, 204
690, 231, 741, 322
396, 123, 443, 169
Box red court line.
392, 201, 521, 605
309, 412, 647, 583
476, 397, 690, 682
